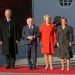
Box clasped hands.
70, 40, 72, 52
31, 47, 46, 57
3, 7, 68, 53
27, 35, 35, 40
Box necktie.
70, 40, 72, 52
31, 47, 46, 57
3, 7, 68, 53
29, 26, 34, 35
7, 21, 10, 37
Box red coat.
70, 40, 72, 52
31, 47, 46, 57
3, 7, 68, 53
39, 23, 56, 54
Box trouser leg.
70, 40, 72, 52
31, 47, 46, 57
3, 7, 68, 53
31, 44, 37, 67
5, 55, 10, 67
10, 53, 15, 68
26, 45, 32, 67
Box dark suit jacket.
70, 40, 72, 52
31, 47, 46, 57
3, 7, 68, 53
0, 19, 19, 55
22, 25, 39, 45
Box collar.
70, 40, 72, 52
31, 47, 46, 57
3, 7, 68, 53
7, 18, 11, 22
28, 25, 34, 29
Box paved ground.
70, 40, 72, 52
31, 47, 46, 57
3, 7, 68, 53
0, 40, 75, 75
0, 73, 68, 75
0, 45, 75, 66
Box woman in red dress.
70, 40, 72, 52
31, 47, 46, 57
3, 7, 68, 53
39, 15, 56, 70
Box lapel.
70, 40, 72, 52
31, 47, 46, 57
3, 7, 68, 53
4, 19, 12, 26
4, 20, 8, 26
26, 25, 30, 31
60, 25, 68, 32
25, 25, 31, 35
33, 25, 36, 34
4, 19, 14, 31
26, 25, 36, 35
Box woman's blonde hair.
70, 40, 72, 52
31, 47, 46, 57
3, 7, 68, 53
43, 15, 51, 21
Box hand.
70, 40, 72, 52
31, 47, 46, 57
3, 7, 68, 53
0, 41, 3, 45
33, 35, 36, 39
16, 40, 19, 44
69, 42, 72, 47
57, 43, 60, 48
27, 36, 34, 40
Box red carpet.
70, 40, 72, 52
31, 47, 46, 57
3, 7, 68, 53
0, 66, 75, 74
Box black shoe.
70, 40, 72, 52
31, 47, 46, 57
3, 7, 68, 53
10, 66, 15, 69
33, 65, 36, 69
6, 65, 10, 69
29, 65, 32, 70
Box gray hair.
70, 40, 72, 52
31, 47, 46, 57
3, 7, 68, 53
5, 9, 12, 13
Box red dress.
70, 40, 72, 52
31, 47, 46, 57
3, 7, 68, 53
39, 23, 56, 54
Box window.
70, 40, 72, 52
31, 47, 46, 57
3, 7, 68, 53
59, 0, 72, 7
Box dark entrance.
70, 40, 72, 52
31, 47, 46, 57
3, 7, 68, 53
0, 0, 32, 37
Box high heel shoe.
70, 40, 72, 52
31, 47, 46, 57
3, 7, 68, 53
61, 67, 64, 71
45, 65, 48, 70
50, 66, 53, 70
67, 68, 70, 71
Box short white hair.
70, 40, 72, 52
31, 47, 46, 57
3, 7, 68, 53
5, 9, 12, 13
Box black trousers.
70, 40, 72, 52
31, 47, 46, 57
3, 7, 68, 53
5, 38, 16, 67
5, 53, 15, 67
25, 44, 37, 67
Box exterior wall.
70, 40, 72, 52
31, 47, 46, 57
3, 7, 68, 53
32, 0, 75, 43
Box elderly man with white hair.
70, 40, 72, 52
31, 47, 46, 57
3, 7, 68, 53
0, 9, 19, 69
22, 17, 39, 70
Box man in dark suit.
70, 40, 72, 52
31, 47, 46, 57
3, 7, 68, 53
0, 9, 19, 69
22, 18, 39, 69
